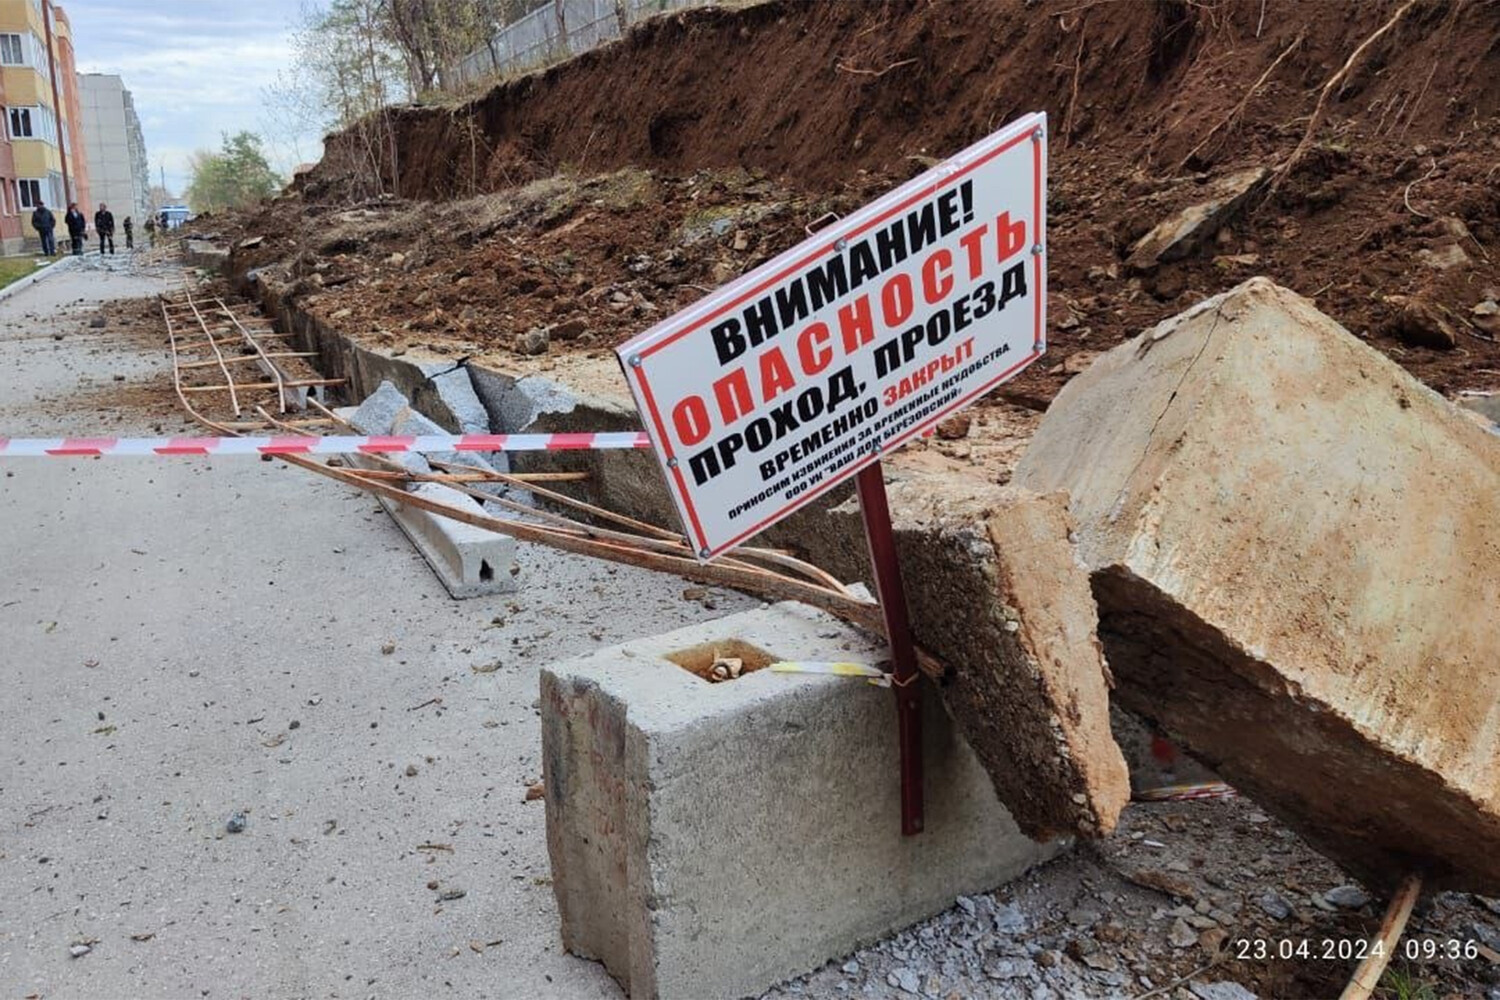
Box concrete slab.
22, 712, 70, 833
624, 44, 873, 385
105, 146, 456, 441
1015, 276, 1500, 893
341, 392, 519, 598
541, 601, 1059, 1000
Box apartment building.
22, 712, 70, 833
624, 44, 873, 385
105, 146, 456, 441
0, 0, 88, 254
78, 73, 147, 228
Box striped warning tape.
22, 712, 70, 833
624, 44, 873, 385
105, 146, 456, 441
0, 432, 652, 458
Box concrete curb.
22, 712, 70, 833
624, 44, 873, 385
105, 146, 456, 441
0, 254, 81, 303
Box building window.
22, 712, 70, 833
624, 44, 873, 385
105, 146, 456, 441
17, 179, 43, 210
0, 34, 25, 66
7, 106, 58, 144
0, 178, 11, 215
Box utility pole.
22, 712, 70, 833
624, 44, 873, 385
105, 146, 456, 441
41, 0, 71, 206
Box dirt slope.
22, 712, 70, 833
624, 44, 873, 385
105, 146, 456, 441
209, 0, 1499, 425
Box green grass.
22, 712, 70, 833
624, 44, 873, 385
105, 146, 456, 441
0, 254, 50, 291
1378, 964, 1439, 1000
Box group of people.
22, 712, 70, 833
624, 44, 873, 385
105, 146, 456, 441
28, 201, 134, 257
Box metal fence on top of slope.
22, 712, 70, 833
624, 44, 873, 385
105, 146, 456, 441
454, 0, 708, 85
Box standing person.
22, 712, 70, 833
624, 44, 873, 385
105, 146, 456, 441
123, 216, 134, 250
64, 203, 86, 256
94, 203, 115, 255
30, 201, 56, 256
144, 216, 156, 247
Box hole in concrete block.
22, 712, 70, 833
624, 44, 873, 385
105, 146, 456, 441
664, 639, 777, 683
479, 559, 494, 582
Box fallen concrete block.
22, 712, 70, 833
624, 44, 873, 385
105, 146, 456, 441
800, 477, 1130, 840
1126, 167, 1267, 272
342, 390, 519, 598
541, 600, 1059, 1000
1015, 276, 1500, 892
185, 239, 230, 272
362, 476, 518, 599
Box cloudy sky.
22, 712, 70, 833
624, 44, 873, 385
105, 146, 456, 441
62, 0, 324, 195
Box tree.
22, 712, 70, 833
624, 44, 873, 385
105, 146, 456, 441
185, 132, 282, 213
380, 0, 499, 95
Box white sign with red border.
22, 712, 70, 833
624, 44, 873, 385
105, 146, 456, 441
617, 112, 1048, 559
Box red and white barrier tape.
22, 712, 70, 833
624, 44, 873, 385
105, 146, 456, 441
0, 432, 652, 458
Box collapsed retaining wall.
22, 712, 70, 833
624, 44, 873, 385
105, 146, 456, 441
242, 263, 1131, 841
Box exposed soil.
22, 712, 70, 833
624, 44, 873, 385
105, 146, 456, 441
213, 0, 1500, 410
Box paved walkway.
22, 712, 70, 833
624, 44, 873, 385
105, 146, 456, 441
0, 265, 747, 998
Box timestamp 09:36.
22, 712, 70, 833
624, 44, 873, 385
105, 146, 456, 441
1232, 937, 1483, 962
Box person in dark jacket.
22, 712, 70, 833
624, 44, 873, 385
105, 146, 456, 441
123, 216, 134, 250
94, 203, 115, 255
64, 203, 86, 256
30, 202, 55, 256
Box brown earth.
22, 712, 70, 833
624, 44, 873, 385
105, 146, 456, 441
202, 0, 1500, 417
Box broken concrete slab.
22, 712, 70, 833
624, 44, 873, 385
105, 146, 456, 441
1015, 276, 1500, 892
352, 468, 518, 599
793, 477, 1130, 841
1126, 167, 1268, 272
185, 239, 230, 272
541, 600, 1059, 1000
346, 382, 505, 483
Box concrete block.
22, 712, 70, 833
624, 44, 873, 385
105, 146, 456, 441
368, 476, 519, 599
803, 477, 1130, 840
1015, 276, 1500, 892
342, 391, 519, 598
541, 601, 1060, 1000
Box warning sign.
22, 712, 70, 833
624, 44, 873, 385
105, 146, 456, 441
617, 112, 1048, 559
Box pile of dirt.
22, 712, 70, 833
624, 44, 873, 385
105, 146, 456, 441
211, 0, 1499, 422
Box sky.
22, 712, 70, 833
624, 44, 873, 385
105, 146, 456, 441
61, 0, 325, 195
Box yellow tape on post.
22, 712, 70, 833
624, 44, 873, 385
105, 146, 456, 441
768, 661, 891, 687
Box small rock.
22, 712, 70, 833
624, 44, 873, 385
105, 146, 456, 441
1081, 952, 1118, 972
1415, 243, 1471, 271
956, 895, 976, 916
1257, 890, 1291, 921
1387, 296, 1458, 349
69, 942, 92, 958
405, 764, 418, 777
993, 902, 1027, 934
550, 317, 587, 341
1066, 905, 1101, 929
840, 959, 859, 975
935, 413, 971, 440
89, 316, 106, 328
381, 641, 396, 655
517, 326, 550, 355
225, 812, 247, 834
1191, 982, 1258, 1000
888, 967, 921, 994
986, 957, 1036, 980
437, 887, 466, 901
288, 720, 300, 730
1169, 918, 1197, 948
524, 782, 545, 802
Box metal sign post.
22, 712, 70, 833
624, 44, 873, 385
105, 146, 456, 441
855, 461, 924, 835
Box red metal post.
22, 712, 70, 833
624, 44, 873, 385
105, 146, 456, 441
855, 461, 924, 836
